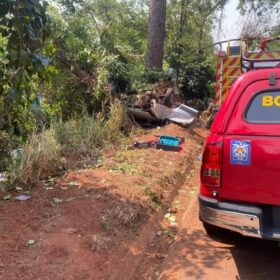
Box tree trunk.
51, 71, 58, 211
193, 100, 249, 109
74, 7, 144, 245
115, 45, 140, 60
145, 0, 167, 70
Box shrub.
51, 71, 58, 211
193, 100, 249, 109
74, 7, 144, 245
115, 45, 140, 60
7, 128, 61, 186
6, 102, 126, 188
105, 101, 126, 143
53, 101, 125, 155
0, 132, 20, 172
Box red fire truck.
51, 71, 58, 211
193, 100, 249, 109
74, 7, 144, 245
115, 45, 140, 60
214, 37, 280, 107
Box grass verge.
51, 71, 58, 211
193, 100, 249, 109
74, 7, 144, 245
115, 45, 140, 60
5, 102, 126, 189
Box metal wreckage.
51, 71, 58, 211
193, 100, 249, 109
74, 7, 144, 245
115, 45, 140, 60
127, 81, 200, 127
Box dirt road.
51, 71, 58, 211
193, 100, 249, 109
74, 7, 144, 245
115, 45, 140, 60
159, 163, 280, 280
1, 123, 279, 280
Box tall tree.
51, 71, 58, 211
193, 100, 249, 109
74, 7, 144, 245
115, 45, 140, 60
145, 0, 167, 70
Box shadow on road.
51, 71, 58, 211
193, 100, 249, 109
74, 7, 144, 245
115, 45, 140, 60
160, 228, 280, 280
216, 229, 280, 280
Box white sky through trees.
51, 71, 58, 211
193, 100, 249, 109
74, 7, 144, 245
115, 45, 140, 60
212, 0, 243, 43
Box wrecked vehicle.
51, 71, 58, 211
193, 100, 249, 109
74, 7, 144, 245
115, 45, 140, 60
127, 81, 198, 127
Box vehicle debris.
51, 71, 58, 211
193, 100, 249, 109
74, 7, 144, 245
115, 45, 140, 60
133, 135, 185, 152
15, 195, 31, 201
127, 81, 198, 127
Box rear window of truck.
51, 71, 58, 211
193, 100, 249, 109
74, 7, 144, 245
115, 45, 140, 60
246, 91, 280, 123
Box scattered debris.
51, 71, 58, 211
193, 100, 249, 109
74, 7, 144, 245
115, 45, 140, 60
156, 253, 168, 260
44, 186, 54, 190
65, 197, 76, 202
135, 81, 181, 109
151, 102, 197, 126
0, 172, 7, 183
42, 177, 54, 186
156, 231, 163, 237
168, 207, 178, 214
15, 195, 31, 201
127, 81, 198, 127
53, 197, 63, 204
133, 141, 157, 149
3, 195, 12, 201
67, 181, 80, 187
133, 135, 185, 152
27, 239, 36, 247
156, 135, 184, 152
165, 213, 176, 223
94, 157, 104, 168
66, 228, 78, 235
169, 222, 178, 228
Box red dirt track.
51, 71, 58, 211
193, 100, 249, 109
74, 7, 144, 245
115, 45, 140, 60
1, 123, 277, 280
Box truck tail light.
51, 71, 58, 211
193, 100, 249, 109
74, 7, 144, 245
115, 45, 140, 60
200, 143, 223, 196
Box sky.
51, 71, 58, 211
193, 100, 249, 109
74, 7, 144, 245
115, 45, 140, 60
212, 0, 243, 43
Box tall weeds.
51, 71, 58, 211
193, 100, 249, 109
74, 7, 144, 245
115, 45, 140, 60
54, 102, 125, 155
8, 128, 61, 186
6, 102, 126, 187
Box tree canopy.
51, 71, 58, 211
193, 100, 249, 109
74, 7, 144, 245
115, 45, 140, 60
1, 0, 272, 139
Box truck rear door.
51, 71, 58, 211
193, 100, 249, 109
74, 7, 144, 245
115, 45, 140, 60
221, 79, 280, 205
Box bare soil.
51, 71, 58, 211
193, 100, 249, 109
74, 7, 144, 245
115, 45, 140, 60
135, 128, 280, 280
0, 123, 204, 280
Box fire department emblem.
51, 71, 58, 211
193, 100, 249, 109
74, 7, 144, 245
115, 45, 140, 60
230, 140, 251, 166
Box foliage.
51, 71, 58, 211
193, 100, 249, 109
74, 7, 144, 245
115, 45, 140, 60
178, 62, 215, 101
141, 69, 170, 84
165, 0, 226, 81
0, 0, 49, 137
53, 101, 125, 155
7, 128, 61, 187
0, 131, 20, 172
0, 0, 226, 186
238, 0, 280, 15
6, 102, 125, 187
0, 0, 221, 137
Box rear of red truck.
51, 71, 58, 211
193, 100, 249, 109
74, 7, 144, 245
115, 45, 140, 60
199, 68, 280, 240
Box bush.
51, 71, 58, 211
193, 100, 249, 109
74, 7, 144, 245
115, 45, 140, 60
141, 69, 169, 84
7, 128, 61, 186
178, 62, 215, 101
0, 132, 20, 172
105, 101, 126, 142
53, 102, 125, 155
6, 102, 126, 188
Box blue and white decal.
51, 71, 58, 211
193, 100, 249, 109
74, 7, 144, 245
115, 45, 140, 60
230, 140, 251, 166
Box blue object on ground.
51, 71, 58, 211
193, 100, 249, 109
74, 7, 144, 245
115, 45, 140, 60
158, 136, 180, 147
